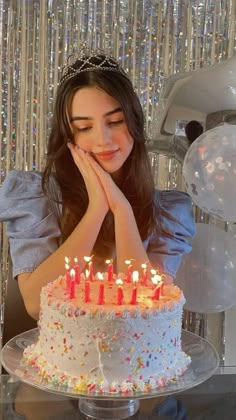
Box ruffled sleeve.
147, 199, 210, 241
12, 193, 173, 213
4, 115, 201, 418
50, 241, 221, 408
0, 170, 62, 278
147, 190, 196, 277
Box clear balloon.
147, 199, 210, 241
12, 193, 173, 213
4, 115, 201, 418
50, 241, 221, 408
175, 223, 236, 313
183, 124, 236, 222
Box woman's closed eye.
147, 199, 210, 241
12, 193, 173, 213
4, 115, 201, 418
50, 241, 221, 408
74, 119, 124, 132
108, 119, 124, 126
76, 126, 92, 132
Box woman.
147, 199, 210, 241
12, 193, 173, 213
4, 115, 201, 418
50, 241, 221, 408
0, 48, 195, 320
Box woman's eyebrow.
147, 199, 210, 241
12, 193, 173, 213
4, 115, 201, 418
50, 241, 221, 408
70, 107, 122, 122
104, 107, 122, 117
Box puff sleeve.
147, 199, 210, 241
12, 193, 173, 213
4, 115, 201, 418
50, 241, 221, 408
0, 170, 62, 278
147, 190, 196, 277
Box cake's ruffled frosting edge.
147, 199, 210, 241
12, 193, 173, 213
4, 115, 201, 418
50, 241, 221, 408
23, 345, 191, 394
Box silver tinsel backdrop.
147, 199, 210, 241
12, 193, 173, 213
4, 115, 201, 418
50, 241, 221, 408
0, 0, 236, 347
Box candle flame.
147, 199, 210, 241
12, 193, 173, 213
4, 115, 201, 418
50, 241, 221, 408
65, 263, 70, 270
132, 270, 139, 283
70, 268, 75, 277
97, 272, 104, 281
141, 263, 147, 269
116, 279, 123, 286
65, 256, 70, 264
125, 259, 131, 265
151, 274, 162, 286
150, 269, 157, 275
74, 256, 78, 264
84, 256, 91, 262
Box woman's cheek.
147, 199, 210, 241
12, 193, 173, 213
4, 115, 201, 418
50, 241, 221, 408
74, 138, 91, 152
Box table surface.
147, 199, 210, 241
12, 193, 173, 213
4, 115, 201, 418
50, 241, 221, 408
1, 367, 236, 419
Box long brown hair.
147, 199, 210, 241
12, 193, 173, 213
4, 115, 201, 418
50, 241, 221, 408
42, 54, 156, 258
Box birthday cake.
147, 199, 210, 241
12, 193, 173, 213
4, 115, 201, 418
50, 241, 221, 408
23, 266, 191, 394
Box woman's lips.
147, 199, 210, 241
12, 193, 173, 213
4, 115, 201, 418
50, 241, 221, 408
93, 150, 119, 160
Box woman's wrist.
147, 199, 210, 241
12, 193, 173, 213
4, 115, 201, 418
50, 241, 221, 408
113, 199, 132, 218
87, 203, 108, 220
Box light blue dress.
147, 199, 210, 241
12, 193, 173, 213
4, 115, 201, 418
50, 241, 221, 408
0, 170, 196, 278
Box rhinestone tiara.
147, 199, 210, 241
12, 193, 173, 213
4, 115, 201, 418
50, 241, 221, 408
59, 47, 130, 85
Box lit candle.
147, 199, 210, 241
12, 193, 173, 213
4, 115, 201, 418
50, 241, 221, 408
65, 256, 70, 266
151, 270, 164, 295
125, 259, 133, 283
130, 271, 139, 305
84, 280, 91, 302
69, 268, 75, 299
65, 257, 71, 292
74, 257, 80, 284
84, 256, 94, 281
141, 263, 148, 286
150, 270, 159, 288
116, 279, 124, 305
97, 273, 105, 305
151, 274, 162, 300
105, 259, 114, 282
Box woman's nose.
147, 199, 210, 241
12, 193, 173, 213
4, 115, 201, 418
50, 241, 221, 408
95, 125, 112, 146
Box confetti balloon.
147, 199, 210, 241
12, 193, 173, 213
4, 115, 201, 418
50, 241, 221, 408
183, 124, 236, 222
176, 223, 236, 313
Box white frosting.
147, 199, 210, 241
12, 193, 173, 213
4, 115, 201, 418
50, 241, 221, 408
24, 275, 191, 393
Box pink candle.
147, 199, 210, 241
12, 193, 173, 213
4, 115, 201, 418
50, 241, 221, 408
69, 269, 75, 299
125, 260, 132, 283
106, 259, 114, 282
97, 283, 105, 305
151, 274, 162, 300
74, 257, 80, 284
116, 279, 124, 305
130, 270, 139, 305
141, 263, 148, 286
152, 286, 160, 300
130, 287, 137, 305
84, 281, 91, 303
97, 273, 105, 305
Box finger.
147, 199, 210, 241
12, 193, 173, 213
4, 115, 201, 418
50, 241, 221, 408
77, 149, 103, 181
86, 153, 111, 180
68, 144, 89, 178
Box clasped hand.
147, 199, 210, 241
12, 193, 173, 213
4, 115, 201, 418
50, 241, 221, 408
68, 143, 129, 215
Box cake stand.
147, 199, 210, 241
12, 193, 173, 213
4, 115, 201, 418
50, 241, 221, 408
1, 329, 219, 420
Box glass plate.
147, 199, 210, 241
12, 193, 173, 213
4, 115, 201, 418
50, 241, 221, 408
1, 328, 219, 400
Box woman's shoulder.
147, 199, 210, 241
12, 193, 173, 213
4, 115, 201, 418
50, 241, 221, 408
0, 170, 61, 220
0, 171, 62, 278
154, 189, 192, 207
153, 189, 196, 236
1, 170, 43, 195
0, 170, 60, 197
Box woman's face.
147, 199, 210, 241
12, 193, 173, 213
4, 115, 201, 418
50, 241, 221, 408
70, 86, 134, 178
